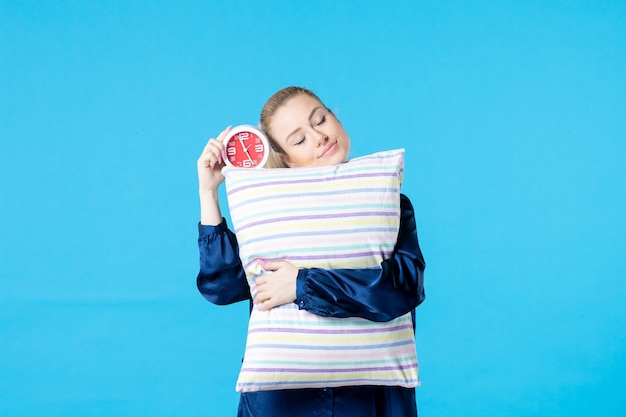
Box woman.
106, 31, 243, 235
196, 86, 426, 416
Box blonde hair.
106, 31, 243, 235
260, 86, 324, 168
264, 148, 289, 169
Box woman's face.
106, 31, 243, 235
268, 94, 350, 167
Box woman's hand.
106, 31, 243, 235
197, 126, 231, 194
254, 260, 298, 311
198, 126, 231, 225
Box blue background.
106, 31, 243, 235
1, 1, 625, 416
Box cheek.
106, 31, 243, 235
341, 130, 351, 146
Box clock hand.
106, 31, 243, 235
238, 137, 254, 161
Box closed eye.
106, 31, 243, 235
315, 115, 326, 126
294, 137, 305, 145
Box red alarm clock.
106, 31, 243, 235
223, 125, 270, 169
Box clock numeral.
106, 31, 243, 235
255, 144, 264, 153
239, 132, 249, 140
227, 147, 237, 156
242, 160, 253, 168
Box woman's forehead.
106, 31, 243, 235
271, 95, 323, 127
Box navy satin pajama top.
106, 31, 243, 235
197, 194, 426, 417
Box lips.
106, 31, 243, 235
319, 141, 337, 158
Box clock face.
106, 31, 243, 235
224, 126, 269, 169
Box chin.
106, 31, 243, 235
335, 151, 349, 164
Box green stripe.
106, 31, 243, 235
252, 244, 395, 253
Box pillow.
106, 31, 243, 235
222, 149, 419, 392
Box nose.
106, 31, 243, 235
314, 129, 329, 145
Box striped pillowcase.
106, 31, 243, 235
222, 149, 419, 392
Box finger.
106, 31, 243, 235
200, 126, 230, 158
201, 140, 225, 160
198, 153, 219, 170
202, 126, 231, 150
199, 141, 217, 161
216, 125, 232, 143
206, 141, 225, 168
208, 138, 225, 151
211, 135, 229, 164
254, 292, 269, 305
254, 281, 268, 296
200, 140, 227, 169
257, 298, 275, 311
259, 260, 283, 271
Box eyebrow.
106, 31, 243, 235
284, 106, 324, 144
